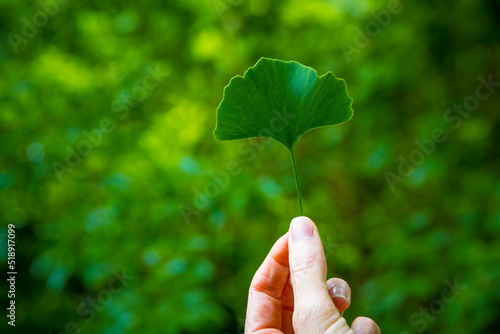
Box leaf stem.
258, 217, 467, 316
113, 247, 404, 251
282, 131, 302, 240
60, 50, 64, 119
289, 148, 303, 215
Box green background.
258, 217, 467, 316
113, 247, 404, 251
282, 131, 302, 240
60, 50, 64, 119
1, 0, 499, 333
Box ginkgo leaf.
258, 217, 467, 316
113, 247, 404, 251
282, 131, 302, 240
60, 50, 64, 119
213, 57, 354, 215
213, 57, 353, 150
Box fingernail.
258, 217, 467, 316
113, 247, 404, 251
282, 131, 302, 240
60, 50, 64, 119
330, 285, 349, 302
291, 217, 314, 242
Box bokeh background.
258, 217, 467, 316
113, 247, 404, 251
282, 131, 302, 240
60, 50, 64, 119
1, 0, 499, 333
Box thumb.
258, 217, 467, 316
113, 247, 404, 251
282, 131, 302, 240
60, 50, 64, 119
288, 216, 352, 334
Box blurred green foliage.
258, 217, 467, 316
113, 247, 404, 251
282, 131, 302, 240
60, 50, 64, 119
0, 0, 499, 333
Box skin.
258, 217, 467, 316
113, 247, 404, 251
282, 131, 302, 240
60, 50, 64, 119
245, 216, 381, 334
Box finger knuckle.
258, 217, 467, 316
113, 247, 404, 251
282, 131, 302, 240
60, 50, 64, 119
324, 316, 351, 334
290, 255, 317, 274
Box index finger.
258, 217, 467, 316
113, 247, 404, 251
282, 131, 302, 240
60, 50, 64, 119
245, 232, 289, 333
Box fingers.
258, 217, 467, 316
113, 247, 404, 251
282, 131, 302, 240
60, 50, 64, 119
280, 274, 295, 334
281, 277, 351, 333
326, 278, 351, 314
288, 216, 351, 334
351, 317, 381, 334
245, 233, 290, 333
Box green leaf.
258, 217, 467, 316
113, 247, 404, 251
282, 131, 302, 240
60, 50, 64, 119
213, 57, 354, 215
213, 57, 353, 150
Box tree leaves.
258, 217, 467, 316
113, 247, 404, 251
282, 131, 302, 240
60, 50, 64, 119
214, 57, 354, 150
213, 57, 354, 215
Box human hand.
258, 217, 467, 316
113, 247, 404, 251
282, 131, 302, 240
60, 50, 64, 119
245, 216, 380, 334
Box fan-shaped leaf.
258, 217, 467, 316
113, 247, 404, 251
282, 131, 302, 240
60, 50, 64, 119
214, 57, 353, 150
